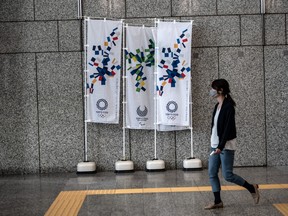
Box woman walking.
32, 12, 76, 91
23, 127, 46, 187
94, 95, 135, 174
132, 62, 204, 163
205, 79, 260, 210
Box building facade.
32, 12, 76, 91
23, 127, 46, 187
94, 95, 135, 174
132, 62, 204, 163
0, 0, 287, 174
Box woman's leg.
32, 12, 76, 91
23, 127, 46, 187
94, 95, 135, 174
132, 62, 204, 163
220, 150, 245, 185
205, 151, 224, 209
220, 150, 260, 204
208, 151, 221, 192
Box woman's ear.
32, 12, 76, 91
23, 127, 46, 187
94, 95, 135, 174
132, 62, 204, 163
218, 88, 223, 94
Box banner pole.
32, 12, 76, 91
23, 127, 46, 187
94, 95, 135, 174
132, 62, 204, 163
122, 20, 126, 160
190, 20, 194, 158
182, 21, 202, 170
77, 17, 95, 173
260, 0, 265, 14
154, 18, 158, 159
83, 17, 89, 162
190, 93, 193, 158
77, 0, 82, 19
146, 19, 165, 171
115, 21, 134, 172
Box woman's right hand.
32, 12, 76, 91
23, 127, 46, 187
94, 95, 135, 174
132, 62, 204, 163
215, 148, 222, 154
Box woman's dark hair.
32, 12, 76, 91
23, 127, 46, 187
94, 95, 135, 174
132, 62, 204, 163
211, 79, 236, 106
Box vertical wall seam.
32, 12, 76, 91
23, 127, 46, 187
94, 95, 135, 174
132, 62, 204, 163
125, 0, 127, 18
174, 131, 177, 169
171, 0, 173, 17
261, 10, 268, 166
263, 49, 267, 166
216, 0, 218, 15
128, 129, 131, 161
239, 15, 242, 46
35, 53, 41, 173
80, 20, 83, 51
262, 11, 268, 166
57, 21, 60, 51
33, 0, 36, 21
217, 47, 220, 78
285, 14, 287, 44
262, 14, 266, 45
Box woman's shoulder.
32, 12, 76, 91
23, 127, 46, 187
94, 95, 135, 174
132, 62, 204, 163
223, 99, 235, 110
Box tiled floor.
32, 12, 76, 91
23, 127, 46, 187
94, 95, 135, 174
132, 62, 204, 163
0, 167, 288, 216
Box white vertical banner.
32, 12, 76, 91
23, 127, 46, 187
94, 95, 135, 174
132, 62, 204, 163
86, 19, 122, 123
125, 26, 156, 129
156, 21, 192, 129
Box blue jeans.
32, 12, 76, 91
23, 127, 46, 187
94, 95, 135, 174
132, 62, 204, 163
208, 148, 245, 192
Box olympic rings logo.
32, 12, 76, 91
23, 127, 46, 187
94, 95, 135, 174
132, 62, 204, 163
167, 116, 176, 120
98, 114, 106, 118
166, 101, 178, 113
96, 99, 108, 111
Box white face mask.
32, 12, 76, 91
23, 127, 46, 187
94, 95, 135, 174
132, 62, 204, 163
209, 89, 218, 98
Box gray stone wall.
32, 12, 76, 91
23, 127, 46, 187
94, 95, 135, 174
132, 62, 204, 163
0, 0, 287, 174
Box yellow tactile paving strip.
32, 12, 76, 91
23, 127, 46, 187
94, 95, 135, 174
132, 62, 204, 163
274, 204, 288, 216
44, 184, 288, 216
45, 191, 87, 216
